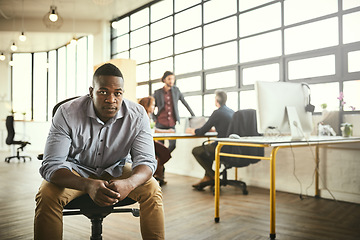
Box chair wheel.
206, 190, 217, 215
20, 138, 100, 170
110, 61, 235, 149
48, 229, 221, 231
243, 189, 248, 195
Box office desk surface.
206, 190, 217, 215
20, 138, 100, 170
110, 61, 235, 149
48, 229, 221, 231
153, 132, 217, 140
213, 135, 360, 240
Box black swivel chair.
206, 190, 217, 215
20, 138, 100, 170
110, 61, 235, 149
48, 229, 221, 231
196, 109, 264, 195
38, 97, 140, 240
5, 115, 32, 163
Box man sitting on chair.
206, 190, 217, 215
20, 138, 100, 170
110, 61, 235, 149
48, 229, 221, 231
186, 90, 234, 189
34, 63, 164, 240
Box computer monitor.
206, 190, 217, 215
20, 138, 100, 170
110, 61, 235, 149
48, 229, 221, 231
255, 81, 314, 140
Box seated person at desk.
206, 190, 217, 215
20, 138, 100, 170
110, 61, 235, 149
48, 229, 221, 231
186, 90, 234, 189
34, 63, 164, 240
139, 96, 173, 186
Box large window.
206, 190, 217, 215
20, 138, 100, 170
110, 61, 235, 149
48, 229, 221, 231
11, 36, 93, 121
111, 0, 360, 118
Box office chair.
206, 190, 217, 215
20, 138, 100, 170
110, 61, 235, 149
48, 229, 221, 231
196, 109, 264, 195
38, 97, 140, 240
5, 115, 32, 163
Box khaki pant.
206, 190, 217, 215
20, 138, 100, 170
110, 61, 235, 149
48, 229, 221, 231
34, 163, 165, 240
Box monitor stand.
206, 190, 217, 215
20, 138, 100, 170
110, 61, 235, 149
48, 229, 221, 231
286, 106, 305, 141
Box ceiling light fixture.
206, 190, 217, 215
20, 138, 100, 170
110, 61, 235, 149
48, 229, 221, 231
0, 53, 5, 61
19, 32, 26, 42
19, 0, 26, 42
10, 42, 17, 52
43, 4, 63, 29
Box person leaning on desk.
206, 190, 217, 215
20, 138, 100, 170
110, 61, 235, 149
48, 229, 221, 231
34, 63, 165, 240
185, 90, 234, 189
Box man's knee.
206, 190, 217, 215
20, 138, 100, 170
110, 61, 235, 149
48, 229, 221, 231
132, 177, 162, 204
192, 145, 203, 156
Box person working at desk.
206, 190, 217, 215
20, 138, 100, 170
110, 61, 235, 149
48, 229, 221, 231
34, 63, 165, 240
186, 90, 234, 189
153, 71, 195, 153
139, 96, 173, 186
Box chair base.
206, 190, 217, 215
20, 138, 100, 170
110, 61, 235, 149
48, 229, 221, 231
5, 155, 32, 163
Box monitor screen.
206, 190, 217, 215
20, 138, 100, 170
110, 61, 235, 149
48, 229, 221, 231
255, 81, 314, 140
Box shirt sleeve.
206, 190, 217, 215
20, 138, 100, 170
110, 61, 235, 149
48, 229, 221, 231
39, 106, 74, 182
130, 108, 157, 174
195, 110, 217, 136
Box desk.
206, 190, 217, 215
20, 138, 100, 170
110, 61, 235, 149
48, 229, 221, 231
153, 132, 217, 141
213, 136, 360, 240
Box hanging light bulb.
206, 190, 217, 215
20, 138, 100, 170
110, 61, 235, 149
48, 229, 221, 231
70, 37, 77, 45
0, 53, 5, 61
9, 60, 14, 66
19, 32, 27, 42
10, 42, 17, 51
49, 6, 58, 22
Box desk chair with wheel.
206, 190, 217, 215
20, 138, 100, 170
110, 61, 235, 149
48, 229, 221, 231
196, 109, 264, 194
38, 97, 140, 240
5, 115, 32, 163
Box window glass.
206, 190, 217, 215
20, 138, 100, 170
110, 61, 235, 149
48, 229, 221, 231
150, 57, 173, 80
175, 0, 201, 12
151, 17, 173, 41
112, 34, 129, 54
76, 37, 89, 96
204, 41, 237, 69
130, 26, 149, 48
206, 70, 236, 90
131, 45, 149, 64
57, 47, 66, 101
240, 31, 281, 63
243, 63, 280, 85
343, 80, 360, 111
66, 43, 76, 98
130, 7, 149, 30
136, 85, 149, 99
226, 91, 239, 112
239, 0, 273, 11
175, 50, 202, 74
151, 37, 173, 60
343, 12, 360, 44
284, 0, 337, 26
12, 53, 32, 120
204, 0, 237, 23
112, 17, 129, 36
176, 76, 201, 93
179, 95, 202, 117
204, 17, 237, 46
239, 3, 281, 37
288, 55, 335, 80
48, 50, 57, 119
175, 5, 201, 33
136, 63, 149, 83
309, 82, 339, 111
175, 28, 202, 54
240, 90, 257, 110
343, 0, 360, 10
113, 51, 129, 59
151, 0, 173, 22
151, 82, 164, 94
33, 52, 48, 121
348, 50, 360, 73
285, 18, 338, 54
204, 94, 216, 116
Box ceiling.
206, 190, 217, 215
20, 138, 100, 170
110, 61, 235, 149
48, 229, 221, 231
0, 0, 153, 54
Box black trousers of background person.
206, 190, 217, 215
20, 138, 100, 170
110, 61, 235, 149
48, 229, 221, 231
191, 143, 217, 178
155, 123, 176, 153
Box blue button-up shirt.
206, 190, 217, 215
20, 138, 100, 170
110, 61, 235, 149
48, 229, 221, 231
40, 95, 156, 182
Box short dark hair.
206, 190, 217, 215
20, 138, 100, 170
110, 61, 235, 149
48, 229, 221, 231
93, 63, 123, 86
161, 71, 174, 82
215, 90, 227, 106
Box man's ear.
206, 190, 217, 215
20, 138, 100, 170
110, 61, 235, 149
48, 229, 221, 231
89, 87, 94, 98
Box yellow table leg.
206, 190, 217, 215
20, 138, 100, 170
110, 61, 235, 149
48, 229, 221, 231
269, 147, 279, 240
214, 143, 223, 223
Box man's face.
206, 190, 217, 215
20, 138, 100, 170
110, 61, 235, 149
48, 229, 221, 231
163, 74, 175, 88
89, 75, 124, 123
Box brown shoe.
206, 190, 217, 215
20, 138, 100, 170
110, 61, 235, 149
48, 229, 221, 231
192, 176, 214, 188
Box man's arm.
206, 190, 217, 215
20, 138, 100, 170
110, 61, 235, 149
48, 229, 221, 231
50, 168, 121, 207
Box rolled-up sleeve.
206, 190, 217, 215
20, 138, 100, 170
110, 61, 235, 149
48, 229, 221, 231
130, 110, 157, 174
39, 107, 73, 182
